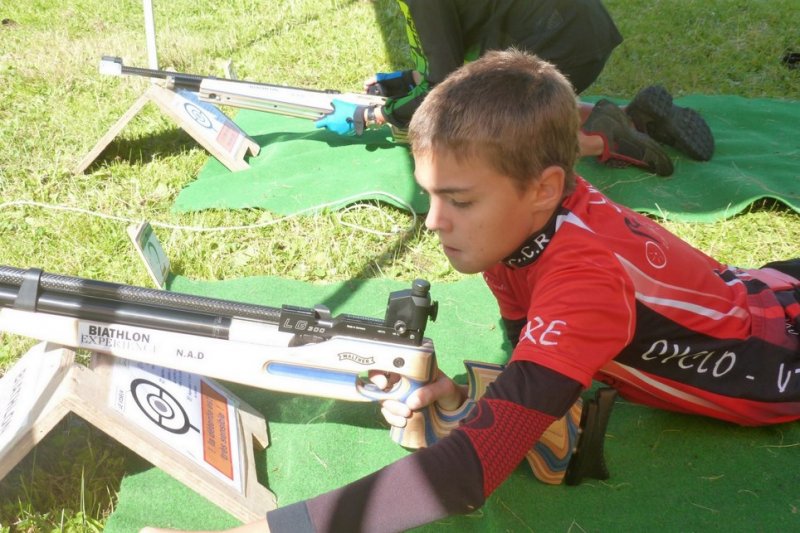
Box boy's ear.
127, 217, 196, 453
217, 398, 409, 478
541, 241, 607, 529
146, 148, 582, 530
529, 165, 566, 212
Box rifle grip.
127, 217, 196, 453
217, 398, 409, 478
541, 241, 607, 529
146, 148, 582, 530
389, 360, 504, 449
389, 400, 473, 449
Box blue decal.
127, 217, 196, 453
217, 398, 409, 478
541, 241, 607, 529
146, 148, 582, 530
267, 363, 356, 387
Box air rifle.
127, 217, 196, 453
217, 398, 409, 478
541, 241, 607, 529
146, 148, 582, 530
98, 56, 405, 140
0, 266, 613, 483
0, 265, 443, 444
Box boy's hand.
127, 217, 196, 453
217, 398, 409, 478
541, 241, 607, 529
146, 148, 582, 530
372, 368, 467, 429
315, 98, 367, 136
363, 70, 420, 97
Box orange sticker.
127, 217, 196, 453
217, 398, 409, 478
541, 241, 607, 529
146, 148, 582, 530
201, 381, 234, 479
216, 122, 240, 153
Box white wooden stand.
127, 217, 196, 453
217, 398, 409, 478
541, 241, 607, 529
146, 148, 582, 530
75, 84, 260, 174
0, 342, 276, 522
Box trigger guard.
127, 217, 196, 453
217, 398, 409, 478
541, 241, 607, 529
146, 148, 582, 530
356, 375, 421, 402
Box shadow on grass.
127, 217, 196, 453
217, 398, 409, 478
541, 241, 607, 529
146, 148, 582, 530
370, 0, 412, 70
0, 414, 147, 528
81, 128, 199, 172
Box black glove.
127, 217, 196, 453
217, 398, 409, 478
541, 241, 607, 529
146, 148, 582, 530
367, 70, 418, 97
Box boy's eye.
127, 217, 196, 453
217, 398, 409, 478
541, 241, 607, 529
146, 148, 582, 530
450, 198, 473, 208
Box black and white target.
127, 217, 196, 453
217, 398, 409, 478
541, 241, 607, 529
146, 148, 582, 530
183, 101, 213, 129
131, 378, 199, 434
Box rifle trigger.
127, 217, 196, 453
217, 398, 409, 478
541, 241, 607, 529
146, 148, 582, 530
14, 268, 43, 312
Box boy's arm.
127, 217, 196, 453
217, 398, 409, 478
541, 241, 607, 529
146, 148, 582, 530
266, 360, 581, 532
142, 363, 581, 532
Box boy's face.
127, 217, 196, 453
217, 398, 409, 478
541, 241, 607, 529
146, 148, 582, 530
415, 150, 555, 274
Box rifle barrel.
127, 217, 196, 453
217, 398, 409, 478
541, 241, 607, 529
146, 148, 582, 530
0, 265, 281, 324
0, 284, 234, 338
0, 266, 436, 346
102, 56, 339, 97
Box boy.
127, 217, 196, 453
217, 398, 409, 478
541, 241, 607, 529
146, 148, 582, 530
144, 49, 800, 533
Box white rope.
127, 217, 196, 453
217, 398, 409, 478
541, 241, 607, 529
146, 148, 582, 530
0, 191, 419, 236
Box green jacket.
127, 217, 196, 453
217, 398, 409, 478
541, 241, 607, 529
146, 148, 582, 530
384, 0, 623, 128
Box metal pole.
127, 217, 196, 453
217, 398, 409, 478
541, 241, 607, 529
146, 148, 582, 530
143, 0, 158, 71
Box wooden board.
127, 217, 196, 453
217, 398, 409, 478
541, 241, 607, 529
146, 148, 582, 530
0, 343, 276, 522
75, 84, 259, 174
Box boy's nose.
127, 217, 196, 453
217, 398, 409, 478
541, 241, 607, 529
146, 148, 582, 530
425, 197, 447, 232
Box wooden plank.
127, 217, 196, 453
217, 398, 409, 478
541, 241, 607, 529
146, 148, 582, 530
0, 343, 276, 522
76, 84, 259, 174
74, 92, 151, 174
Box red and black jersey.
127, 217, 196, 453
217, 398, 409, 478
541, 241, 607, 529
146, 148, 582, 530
266, 178, 800, 532
485, 177, 800, 425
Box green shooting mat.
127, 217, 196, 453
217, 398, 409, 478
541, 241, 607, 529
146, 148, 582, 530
172, 112, 427, 216
172, 95, 800, 223
105, 275, 800, 532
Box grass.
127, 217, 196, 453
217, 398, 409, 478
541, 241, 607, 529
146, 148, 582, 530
0, 0, 798, 529
0, 419, 137, 532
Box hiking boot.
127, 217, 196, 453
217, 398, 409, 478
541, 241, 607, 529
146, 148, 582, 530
583, 99, 674, 176
626, 85, 715, 161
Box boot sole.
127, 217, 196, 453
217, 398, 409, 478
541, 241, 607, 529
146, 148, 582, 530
626, 86, 715, 161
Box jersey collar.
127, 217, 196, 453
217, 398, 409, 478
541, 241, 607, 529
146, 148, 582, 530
502, 207, 564, 268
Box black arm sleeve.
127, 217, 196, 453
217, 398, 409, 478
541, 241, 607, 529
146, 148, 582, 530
400, 0, 466, 85
266, 361, 582, 532
501, 317, 527, 348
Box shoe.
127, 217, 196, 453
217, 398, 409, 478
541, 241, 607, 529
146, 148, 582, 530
525, 397, 582, 484
583, 99, 674, 176
625, 85, 714, 161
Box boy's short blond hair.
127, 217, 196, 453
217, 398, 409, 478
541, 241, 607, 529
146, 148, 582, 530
409, 48, 580, 193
